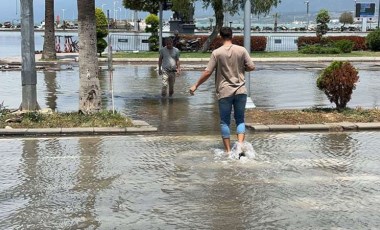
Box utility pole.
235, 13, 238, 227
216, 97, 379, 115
134, 10, 138, 31
244, 0, 255, 108
274, 13, 279, 32
20, 0, 38, 110
107, 10, 113, 71
304, 1, 310, 30
159, 2, 163, 49
378, 0, 380, 28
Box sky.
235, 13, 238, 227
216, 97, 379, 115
0, 0, 378, 24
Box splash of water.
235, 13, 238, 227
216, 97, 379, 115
212, 141, 256, 160
229, 141, 256, 160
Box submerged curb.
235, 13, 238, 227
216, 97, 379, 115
246, 122, 380, 132
0, 120, 157, 137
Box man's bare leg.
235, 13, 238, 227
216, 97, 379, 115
237, 133, 245, 143
236, 133, 245, 158
222, 138, 231, 153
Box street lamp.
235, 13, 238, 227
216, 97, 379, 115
113, 1, 118, 22
101, 4, 107, 13
62, 8, 65, 22
209, 18, 213, 31
304, 1, 309, 30
229, 21, 232, 28
62, 8, 65, 30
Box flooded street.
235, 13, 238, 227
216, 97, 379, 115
1, 63, 380, 228
1, 133, 380, 229
1, 63, 380, 134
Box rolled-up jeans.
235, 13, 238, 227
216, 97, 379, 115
218, 94, 247, 138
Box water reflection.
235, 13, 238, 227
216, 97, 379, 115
313, 133, 359, 173
43, 71, 58, 111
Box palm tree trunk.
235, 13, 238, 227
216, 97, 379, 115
77, 0, 101, 114
201, 0, 224, 52
42, 0, 56, 60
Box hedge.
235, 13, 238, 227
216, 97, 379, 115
297, 36, 367, 51
179, 35, 267, 52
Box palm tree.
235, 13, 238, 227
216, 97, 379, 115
77, 0, 101, 113
42, 0, 56, 60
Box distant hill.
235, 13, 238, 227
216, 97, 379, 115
275, 0, 356, 13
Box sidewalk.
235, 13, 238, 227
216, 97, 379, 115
1, 53, 380, 65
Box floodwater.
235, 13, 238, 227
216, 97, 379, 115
1, 133, 380, 229
1, 63, 380, 229
1, 63, 380, 134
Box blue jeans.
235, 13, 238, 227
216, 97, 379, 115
218, 94, 247, 138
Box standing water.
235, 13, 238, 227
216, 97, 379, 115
1, 61, 380, 228
0, 132, 380, 229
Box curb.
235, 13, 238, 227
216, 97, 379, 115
0, 119, 158, 137
2, 57, 380, 66
245, 122, 380, 132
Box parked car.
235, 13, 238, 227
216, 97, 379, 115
3, 21, 12, 28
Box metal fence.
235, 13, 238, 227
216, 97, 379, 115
266, 35, 300, 52
110, 34, 151, 52
108, 33, 367, 52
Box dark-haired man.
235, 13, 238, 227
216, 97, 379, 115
158, 37, 181, 97
189, 27, 255, 154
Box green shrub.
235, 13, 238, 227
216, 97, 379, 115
298, 36, 367, 51
317, 61, 359, 110
179, 35, 267, 52
0, 101, 9, 117
145, 14, 159, 51
23, 112, 44, 123
148, 35, 159, 51
95, 8, 108, 56
366, 29, 380, 51
299, 45, 341, 54
97, 38, 107, 56
334, 39, 354, 53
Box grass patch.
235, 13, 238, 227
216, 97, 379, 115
245, 108, 380, 125
0, 110, 133, 128
111, 51, 380, 59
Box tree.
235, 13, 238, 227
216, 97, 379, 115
171, 0, 196, 23
197, 0, 280, 51
42, 0, 56, 60
316, 9, 330, 38
339, 11, 353, 30
122, 0, 159, 14
122, 0, 280, 52
77, 0, 101, 114
145, 14, 160, 51
95, 8, 108, 56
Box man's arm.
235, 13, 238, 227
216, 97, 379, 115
176, 59, 181, 74
189, 69, 212, 95
244, 51, 255, 72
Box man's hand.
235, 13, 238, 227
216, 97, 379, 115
189, 85, 197, 95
